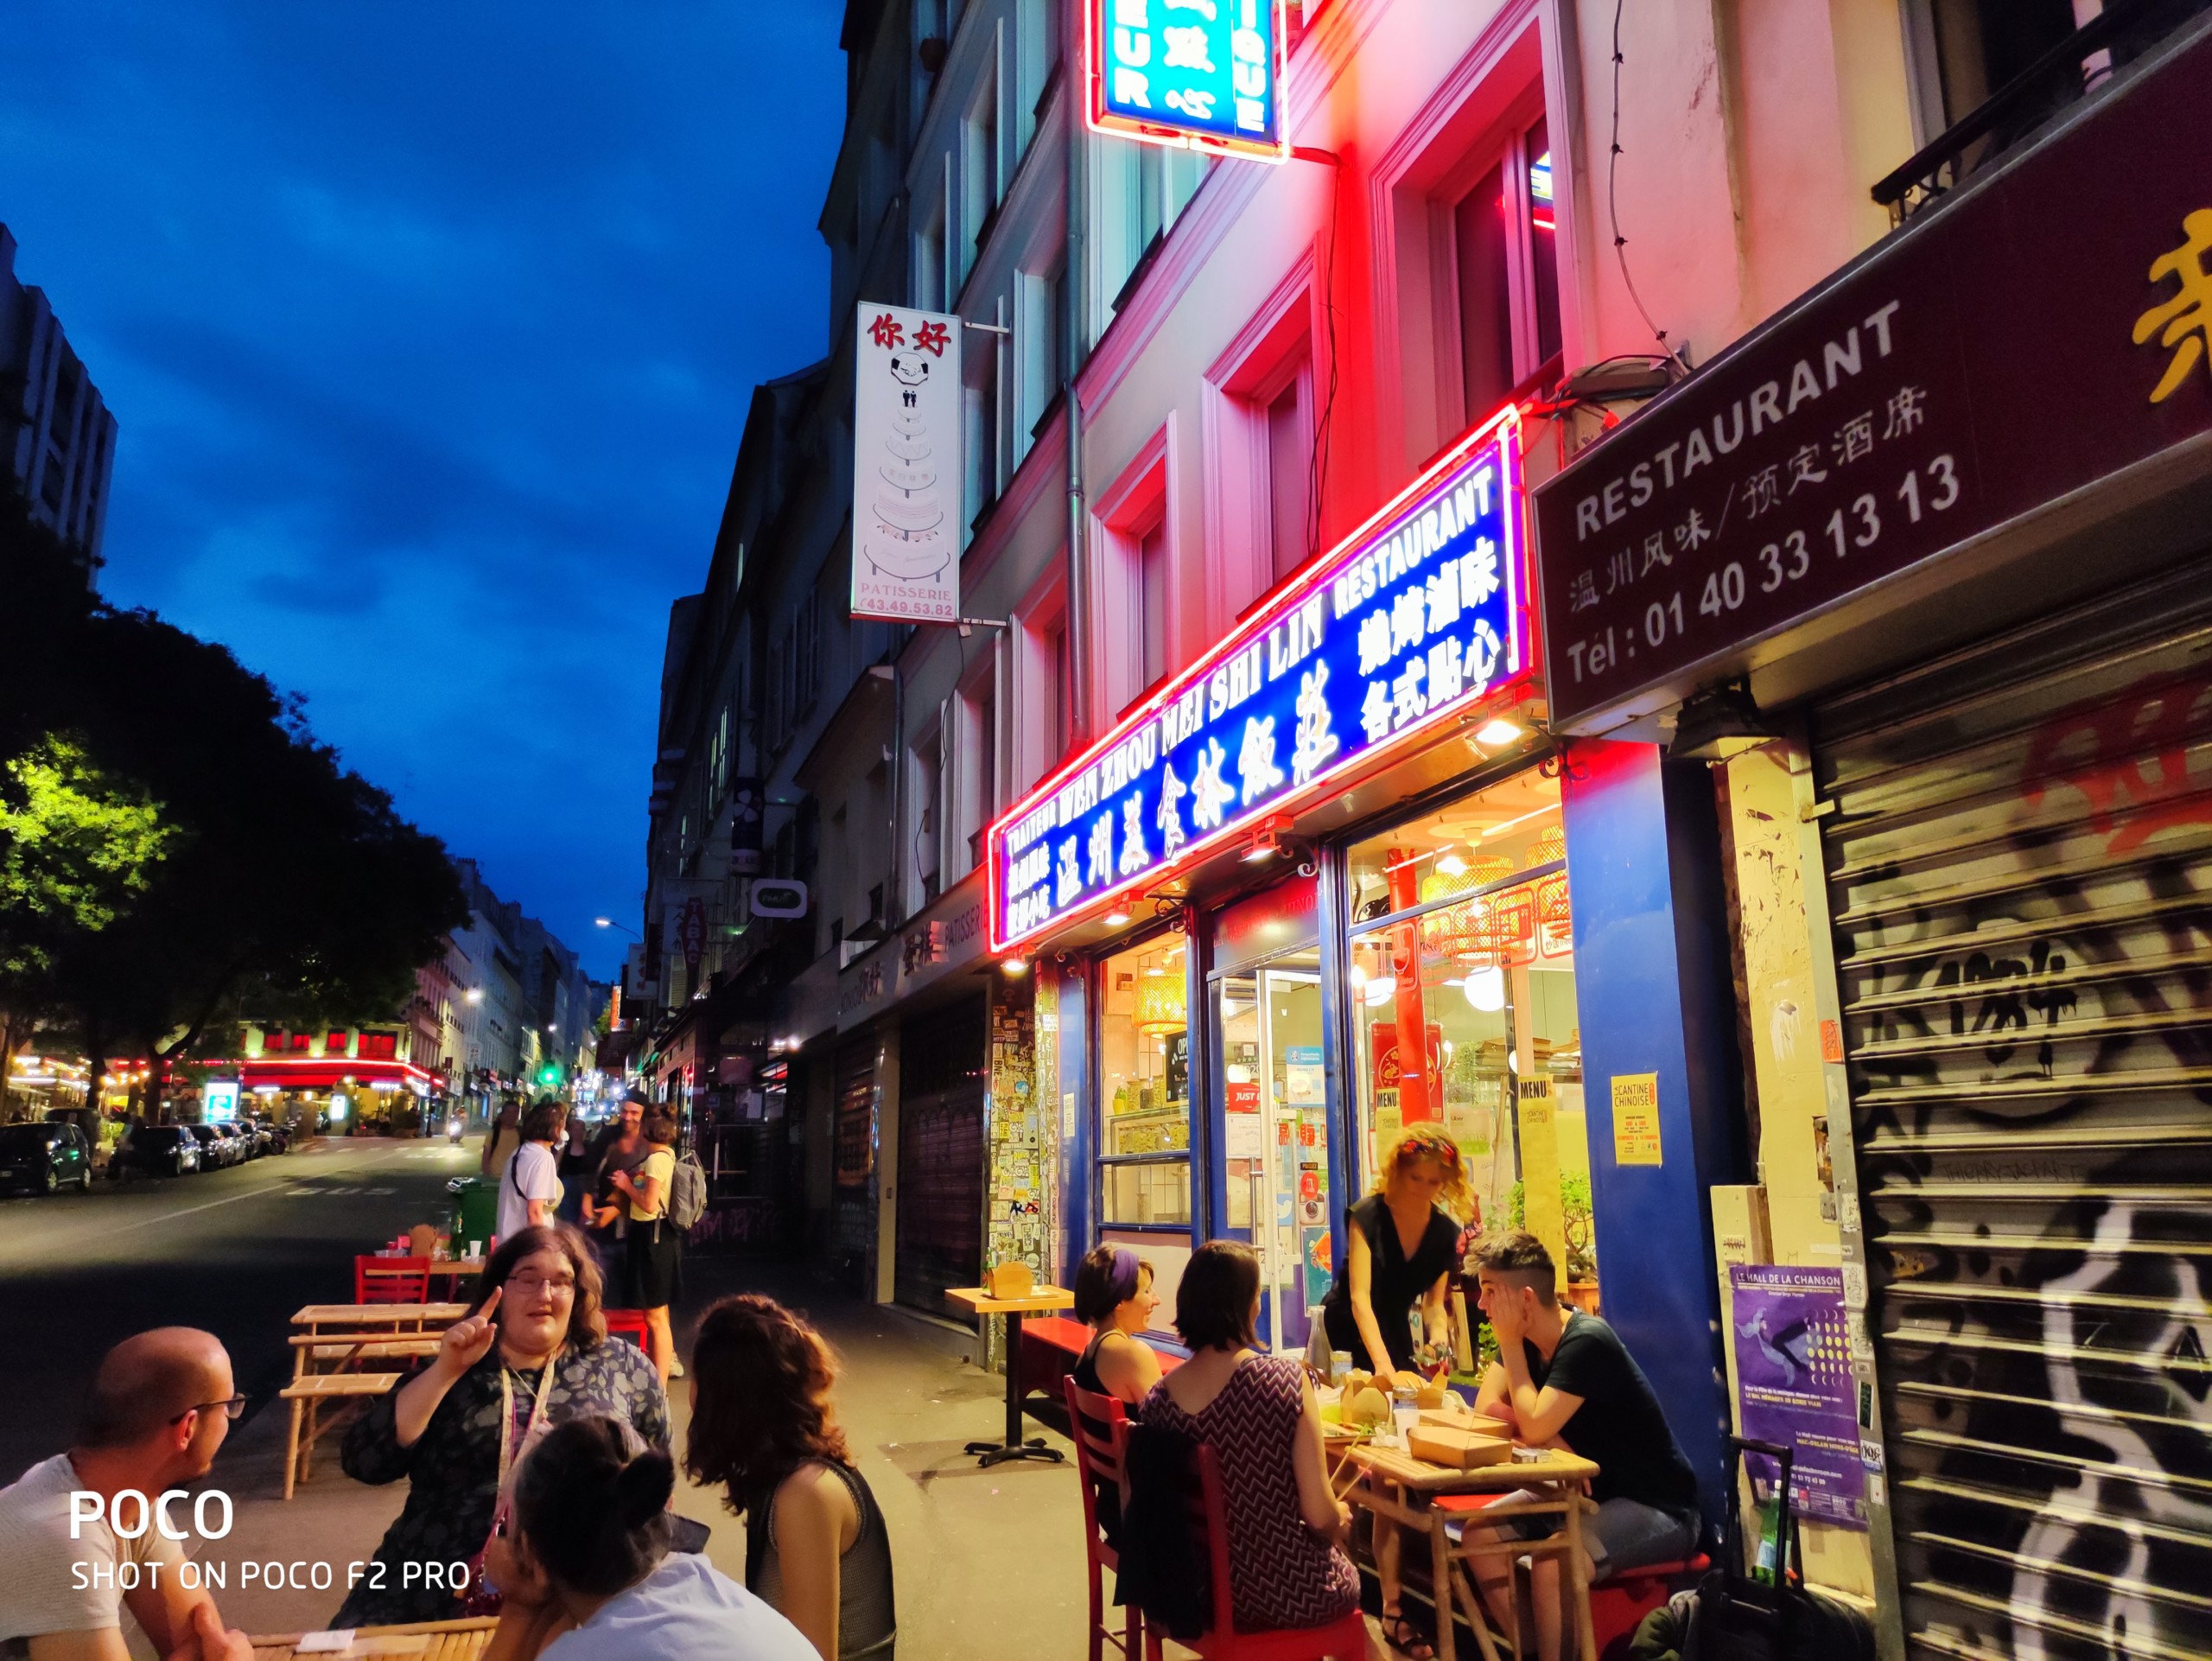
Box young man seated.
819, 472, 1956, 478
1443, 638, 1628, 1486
1468, 1231, 1702, 1661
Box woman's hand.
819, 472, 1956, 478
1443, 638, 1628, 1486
436, 1286, 503, 1378
1366, 1363, 1398, 1392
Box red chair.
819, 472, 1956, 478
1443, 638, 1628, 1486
1143, 1440, 1370, 1661
354, 1256, 429, 1303
1065, 1380, 1143, 1661
603, 1309, 650, 1348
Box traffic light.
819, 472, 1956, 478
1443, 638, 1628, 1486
536, 1061, 563, 1090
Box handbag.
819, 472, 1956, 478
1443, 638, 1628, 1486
458, 1359, 558, 1616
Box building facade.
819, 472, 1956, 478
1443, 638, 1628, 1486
0, 223, 117, 570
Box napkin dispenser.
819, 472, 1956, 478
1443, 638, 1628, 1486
984, 1261, 1034, 1300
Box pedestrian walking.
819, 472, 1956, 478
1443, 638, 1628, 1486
606, 1109, 681, 1384
480, 1096, 523, 1181
497, 1101, 566, 1244
0, 1327, 256, 1660
334, 1225, 670, 1628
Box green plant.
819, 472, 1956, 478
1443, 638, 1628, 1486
1504, 1173, 1598, 1279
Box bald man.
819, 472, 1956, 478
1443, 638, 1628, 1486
0, 1328, 251, 1661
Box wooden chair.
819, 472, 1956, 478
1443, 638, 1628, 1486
1144, 1441, 1370, 1661
355, 1255, 431, 1303
603, 1308, 649, 1348
1065, 1378, 1143, 1661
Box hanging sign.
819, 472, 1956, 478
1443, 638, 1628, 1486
851, 303, 962, 623
988, 405, 1529, 951
1088, 0, 1289, 163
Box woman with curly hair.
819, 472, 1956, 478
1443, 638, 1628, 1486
1313, 1123, 1475, 1389
684, 1295, 895, 1661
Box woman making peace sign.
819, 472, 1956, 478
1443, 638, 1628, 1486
334, 1225, 671, 1627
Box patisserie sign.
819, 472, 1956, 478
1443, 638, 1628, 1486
851, 303, 963, 624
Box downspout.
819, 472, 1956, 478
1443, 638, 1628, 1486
1064, 43, 1090, 747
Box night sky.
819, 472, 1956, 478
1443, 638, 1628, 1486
2, 3, 847, 977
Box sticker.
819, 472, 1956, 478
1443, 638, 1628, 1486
1859, 1438, 1885, 1473
1610, 1073, 1663, 1166
1858, 1380, 1874, 1429
1819, 1018, 1844, 1064
1841, 1262, 1868, 1309
1062, 1091, 1077, 1137
1866, 1473, 1885, 1507
1839, 1192, 1861, 1235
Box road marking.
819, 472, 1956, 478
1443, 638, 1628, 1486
22, 1149, 429, 1249
366, 1187, 395, 1195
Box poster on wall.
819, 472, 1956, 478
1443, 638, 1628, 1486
851, 302, 961, 623
1729, 1264, 1867, 1529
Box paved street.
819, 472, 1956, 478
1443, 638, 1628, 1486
1, 1135, 1096, 1658
0, 1134, 477, 1482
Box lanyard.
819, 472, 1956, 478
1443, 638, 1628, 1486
496, 1359, 558, 1486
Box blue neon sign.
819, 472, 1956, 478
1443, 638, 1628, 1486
988, 410, 1529, 950
1088, 0, 1288, 163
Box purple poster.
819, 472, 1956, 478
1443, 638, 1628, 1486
1729, 1264, 1866, 1529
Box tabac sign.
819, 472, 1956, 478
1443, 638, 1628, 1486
988, 405, 1529, 951
1533, 21, 2212, 731
1088, 0, 1288, 164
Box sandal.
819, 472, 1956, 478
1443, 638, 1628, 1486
1381, 1608, 1434, 1660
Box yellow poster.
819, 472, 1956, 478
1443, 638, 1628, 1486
1611, 1072, 1663, 1166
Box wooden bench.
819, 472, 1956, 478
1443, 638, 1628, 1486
279, 1371, 400, 1499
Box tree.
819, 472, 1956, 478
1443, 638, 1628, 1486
1, 491, 467, 1121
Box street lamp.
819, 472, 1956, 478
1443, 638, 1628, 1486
464, 989, 484, 1005
594, 917, 640, 938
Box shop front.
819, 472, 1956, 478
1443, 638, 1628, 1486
989, 401, 1744, 1486
1532, 22, 2212, 1658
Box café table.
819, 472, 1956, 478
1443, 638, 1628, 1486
293, 1302, 471, 1334
1337, 1435, 1602, 1661
942, 1283, 1076, 1467
422, 1257, 484, 1287
249, 1615, 497, 1659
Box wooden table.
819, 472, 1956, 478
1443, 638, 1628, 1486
249, 1615, 496, 1659
294, 1302, 470, 1334
423, 1257, 483, 1283
1340, 1440, 1602, 1661
943, 1284, 1075, 1467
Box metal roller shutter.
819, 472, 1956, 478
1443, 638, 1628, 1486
1814, 560, 2212, 1661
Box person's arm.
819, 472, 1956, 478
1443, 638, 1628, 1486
1290, 1372, 1353, 1543
480, 1537, 571, 1661
1421, 1268, 1452, 1357
523, 1150, 558, 1227
1344, 1226, 1400, 1389
118, 1568, 251, 1661
28, 1629, 131, 1660
380, 1288, 504, 1454
1472, 1362, 1517, 1429
612, 1157, 668, 1217
770, 1466, 859, 1661
1486, 1303, 1585, 1447
1095, 1331, 1164, 1405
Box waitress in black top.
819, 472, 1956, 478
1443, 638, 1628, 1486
1318, 1123, 1475, 1388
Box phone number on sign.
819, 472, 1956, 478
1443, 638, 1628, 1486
1560, 454, 1960, 685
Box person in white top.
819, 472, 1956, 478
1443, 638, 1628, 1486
495, 1102, 567, 1245
481, 1416, 812, 1661
0, 1327, 254, 1661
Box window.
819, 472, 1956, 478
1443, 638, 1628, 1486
1015, 0, 1059, 156
962, 48, 1001, 282
1344, 768, 1600, 1304
957, 659, 997, 870
1017, 257, 1063, 453
1264, 371, 1312, 584
1452, 114, 1560, 424
1019, 601, 1073, 786
963, 330, 1001, 532
1097, 933, 1192, 1228
909, 728, 944, 912
1138, 520, 1171, 691
1096, 141, 1208, 325
915, 182, 947, 311
359, 1032, 398, 1061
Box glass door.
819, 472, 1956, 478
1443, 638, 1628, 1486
1216, 946, 1331, 1352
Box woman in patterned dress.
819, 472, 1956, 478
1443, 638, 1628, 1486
1139, 1241, 1369, 1647
333, 1224, 671, 1627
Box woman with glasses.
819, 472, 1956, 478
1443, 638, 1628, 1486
333, 1224, 671, 1629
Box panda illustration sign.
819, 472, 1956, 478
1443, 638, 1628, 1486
851, 302, 962, 623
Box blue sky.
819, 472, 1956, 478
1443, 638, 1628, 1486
2, 3, 847, 977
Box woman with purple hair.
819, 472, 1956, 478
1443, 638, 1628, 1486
1070, 1244, 1164, 1414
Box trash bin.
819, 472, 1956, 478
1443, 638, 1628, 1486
448, 1175, 498, 1257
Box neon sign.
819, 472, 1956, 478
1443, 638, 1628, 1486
987, 406, 1529, 951
1087, 0, 1288, 164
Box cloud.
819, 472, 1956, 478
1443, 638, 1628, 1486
1, 0, 847, 977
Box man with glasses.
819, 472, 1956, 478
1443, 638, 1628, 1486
0, 1327, 253, 1659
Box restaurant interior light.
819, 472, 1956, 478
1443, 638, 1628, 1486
1474, 718, 1524, 748
1436, 852, 1469, 876
1000, 957, 1030, 977
1465, 965, 1508, 1012
1363, 974, 1397, 1007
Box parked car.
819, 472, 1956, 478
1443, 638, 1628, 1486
185, 1123, 233, 1168
0, 1121, 95, 1193
255, 1117, 291, 1154
221, 1122, 261, 1161
110, 1124, 201, 1179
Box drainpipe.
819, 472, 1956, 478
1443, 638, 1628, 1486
1065, 48, 1090, 747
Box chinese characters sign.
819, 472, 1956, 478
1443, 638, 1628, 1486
988, 409, 1528, 951
851, 303, 962, 624
1088, 0, 1288, 164
1534, 20, 2212, 731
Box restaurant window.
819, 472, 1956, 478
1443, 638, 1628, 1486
1265, 368, 1313, 585
1346, 767, 1600, 1312
1138, 519, 1171, 693
324, 1031, 350, 1056
1453, 113, 1560, 425
359, 1032, 398, 1060
1097, 933, 1192, 1228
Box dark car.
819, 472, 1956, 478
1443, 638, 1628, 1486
110, 1124, 201, 1179
185, 1123, 233, 1169
0, 1121, 94, 1193
221, 1122, 261, 1161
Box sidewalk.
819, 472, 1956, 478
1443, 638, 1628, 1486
181, 1258, 1094, 1658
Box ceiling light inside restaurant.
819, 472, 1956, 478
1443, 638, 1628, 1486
1464, 965, 1507, 1012
1363, 974, 1397, 1007
1436, 852, 1469, 876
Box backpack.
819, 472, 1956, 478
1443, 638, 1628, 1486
667, 1146, 709, 1231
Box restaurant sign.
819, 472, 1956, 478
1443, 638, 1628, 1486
988, 407, 1529, 951
1533, 22, 2212, 730
1088, 0, 1288, 164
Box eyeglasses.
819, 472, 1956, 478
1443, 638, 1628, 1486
507, 1274, 578, 1298
170, 1396, 248, 1424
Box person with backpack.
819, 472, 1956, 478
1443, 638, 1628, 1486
607, 1109, 683, 1383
